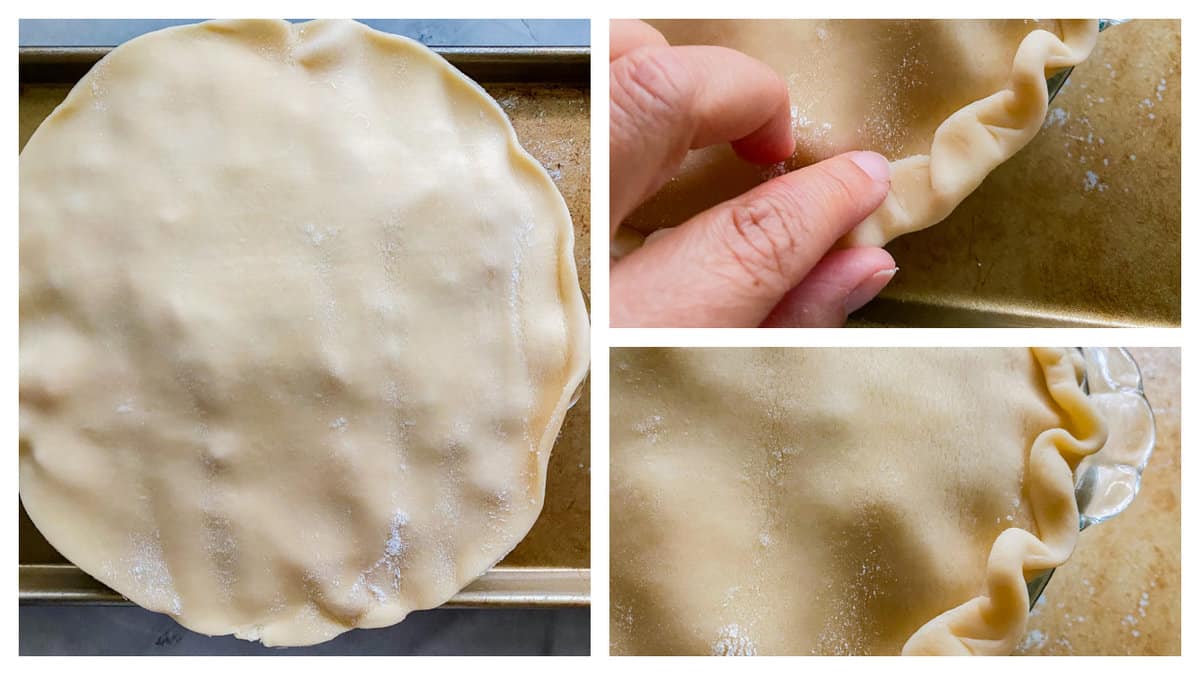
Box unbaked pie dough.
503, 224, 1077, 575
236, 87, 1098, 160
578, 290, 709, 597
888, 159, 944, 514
610, 348, 1106, 655
20, 19, 589, 646
618, 20, 1097, 252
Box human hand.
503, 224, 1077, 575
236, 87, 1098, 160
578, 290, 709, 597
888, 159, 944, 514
609, 19, 897, 327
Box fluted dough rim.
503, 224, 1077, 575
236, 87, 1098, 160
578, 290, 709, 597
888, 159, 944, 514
842, 21, 1099, 247
901, 347, 1108, 655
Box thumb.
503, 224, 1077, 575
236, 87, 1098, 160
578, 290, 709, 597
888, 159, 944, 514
611, 151, 891, 327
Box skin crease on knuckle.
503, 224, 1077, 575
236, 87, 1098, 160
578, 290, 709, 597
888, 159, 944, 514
705, 192, 802, 296
710, 159, 873, 293
609, 49, 697, 198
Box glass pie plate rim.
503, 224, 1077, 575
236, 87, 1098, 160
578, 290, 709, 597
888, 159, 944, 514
1026, 346, 1156, 605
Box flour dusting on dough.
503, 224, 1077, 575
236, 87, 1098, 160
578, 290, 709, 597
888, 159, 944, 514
1019, 628, 1048, 651
812, 517, 896, 655
712, 623, 757, 656
351, 510, 411, 603
106, 530, 183, 616
633, 414, 664, 443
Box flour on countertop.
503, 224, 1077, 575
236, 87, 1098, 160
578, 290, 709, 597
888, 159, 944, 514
1044, 60, 1177, 197
1019, 628, 1048, 651
1044, 107, 1069, 128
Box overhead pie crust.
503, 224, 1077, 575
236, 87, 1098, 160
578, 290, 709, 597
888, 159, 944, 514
19, 19, 589, 646
609, 347, 1106, 655
619, 20, 1098, 251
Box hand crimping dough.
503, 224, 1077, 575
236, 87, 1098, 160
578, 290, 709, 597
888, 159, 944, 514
610, 348, 1105, 655
19, 19, 589, 646
621, 20, 1097, 249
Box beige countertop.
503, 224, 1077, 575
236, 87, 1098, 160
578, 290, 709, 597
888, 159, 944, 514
1016, 347, 1180, 655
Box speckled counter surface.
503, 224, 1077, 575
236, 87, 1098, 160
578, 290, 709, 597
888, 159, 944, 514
1016, 348, 1180, 655
852, 20, 1180, 326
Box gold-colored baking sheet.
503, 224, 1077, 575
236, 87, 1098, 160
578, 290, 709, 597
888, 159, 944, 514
18, 45, 591, 607
849, 20, 1179, 327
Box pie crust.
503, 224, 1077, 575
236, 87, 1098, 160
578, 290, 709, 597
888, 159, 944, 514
19, 19, 589, 646
610, 347, 1106, 655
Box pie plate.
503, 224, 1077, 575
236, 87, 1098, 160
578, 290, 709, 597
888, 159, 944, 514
1026, 347, 1155, 605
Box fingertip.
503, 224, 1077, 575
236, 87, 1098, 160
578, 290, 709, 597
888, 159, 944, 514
846, 151, 891, 184
759, 247, 896, 327
843, 264, 897, 316
840, 246, 896, 317
795, 151, 892, 241
853, 245, 896, 272
729, 79, 795, 164
730, 123, 796, 165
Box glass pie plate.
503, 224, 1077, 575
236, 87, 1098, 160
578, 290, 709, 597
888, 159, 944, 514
1025, 347, 1156, 604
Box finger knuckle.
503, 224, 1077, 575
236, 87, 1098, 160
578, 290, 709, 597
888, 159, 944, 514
712, 195, 798, 290
610, 47, 696, 137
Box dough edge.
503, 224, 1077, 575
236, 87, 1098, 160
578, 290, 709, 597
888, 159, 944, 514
843, 21, 1098, 247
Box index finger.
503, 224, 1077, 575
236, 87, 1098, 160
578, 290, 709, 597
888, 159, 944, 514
610, 44, 795, 233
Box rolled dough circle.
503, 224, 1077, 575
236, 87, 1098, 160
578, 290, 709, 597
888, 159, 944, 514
19, 19, 589, 646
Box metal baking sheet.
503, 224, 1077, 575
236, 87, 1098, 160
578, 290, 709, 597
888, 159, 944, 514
19, 45, 591, 608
